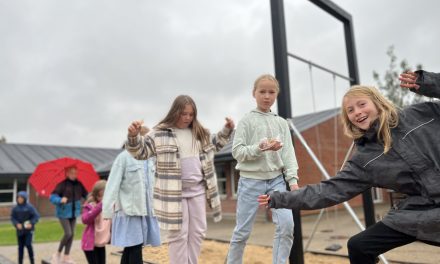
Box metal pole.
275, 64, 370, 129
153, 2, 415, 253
270, 0, 304, 263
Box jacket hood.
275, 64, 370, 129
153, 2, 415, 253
17, 191, 28, 202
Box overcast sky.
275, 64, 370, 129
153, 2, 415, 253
1, 0, 439, 148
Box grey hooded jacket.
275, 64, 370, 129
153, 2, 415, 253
270, 70, 440, 243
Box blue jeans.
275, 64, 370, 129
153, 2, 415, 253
227, 175, 294, 264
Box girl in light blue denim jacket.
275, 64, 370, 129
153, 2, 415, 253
102, 132, 160, 264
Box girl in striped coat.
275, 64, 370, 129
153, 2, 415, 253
126, 95, 234, 264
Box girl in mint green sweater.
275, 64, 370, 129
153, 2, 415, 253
226, 74, 299, 264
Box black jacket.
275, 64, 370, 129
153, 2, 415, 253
270, 70, 440, 243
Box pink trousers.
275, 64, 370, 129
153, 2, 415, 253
167, 194, 207, 264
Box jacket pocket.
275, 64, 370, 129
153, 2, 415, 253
124, 164, 143, 185
155, 145, 179, 169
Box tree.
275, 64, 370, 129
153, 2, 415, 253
373, 46, 424, 108
0, 135, 6, 143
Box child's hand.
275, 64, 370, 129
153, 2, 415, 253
399, 71, 419, 90
128, 120, 143, 137
266, 140, 283, 151
225, 117, 235, 130
257, 194, 270, 208
290, 184, 299, 191
259, 138, 283, 151
16, 223, 23, 230
60, 197, 68, 204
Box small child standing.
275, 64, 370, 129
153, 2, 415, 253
226, 74, 299, 264
81, 180, 108, 264
11, 191, 40, 264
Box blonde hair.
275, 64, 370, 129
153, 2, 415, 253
86, 180, 106, 203
156, 95, 210, 147
341, 85, 399, 153
253, 74, 280, 94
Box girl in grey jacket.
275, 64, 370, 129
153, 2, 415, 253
259, 70, 440, 264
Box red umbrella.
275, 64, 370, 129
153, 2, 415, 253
29, 157, 100, 197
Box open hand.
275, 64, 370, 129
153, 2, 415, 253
16, 223, 23, 230
225, 117, 235, 130
60, 197, 68, 204
399, 71, 419, 90
128, 120, 143, 137
257, 194, 270, 207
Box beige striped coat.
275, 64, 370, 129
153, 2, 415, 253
126, 127, 232, 230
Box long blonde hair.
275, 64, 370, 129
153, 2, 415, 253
156, 95, 210, 147
341, 85, 399, 153
86, 180, 106, 204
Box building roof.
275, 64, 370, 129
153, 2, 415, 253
0, 143, 122, 177
1, 108, 341, 176
215, 107, 341, 162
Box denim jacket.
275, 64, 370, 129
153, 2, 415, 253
102, 150, 155, 218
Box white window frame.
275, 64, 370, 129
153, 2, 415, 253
372, 187, 383, 203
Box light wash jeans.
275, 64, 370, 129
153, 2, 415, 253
226, 175, 294, 264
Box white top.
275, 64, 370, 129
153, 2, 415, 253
174, 128, 205, 197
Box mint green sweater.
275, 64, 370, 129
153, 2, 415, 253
232, 109, 299, 185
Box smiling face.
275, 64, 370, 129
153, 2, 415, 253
175, 104, 194, 129
343, 95, 379, 130
253, 78, 279, 112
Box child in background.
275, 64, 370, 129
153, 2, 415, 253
50, 166, 88, 264
102, 126, 161, 264
11, 191, 40, 264
81, 180, 107, 264
226, 74, 299, 264
126, 95, 234, 264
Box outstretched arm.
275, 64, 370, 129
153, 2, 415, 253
259, 160, 372, 210
211, 117, 234, 152
125, 120, 156, 160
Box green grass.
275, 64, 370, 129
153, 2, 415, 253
0, 219, 85, 246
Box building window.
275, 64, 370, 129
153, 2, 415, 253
0, 178, 28, 205
372, 187, 383, 203
215, 164, 227, 199
0, 178, 15, 204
